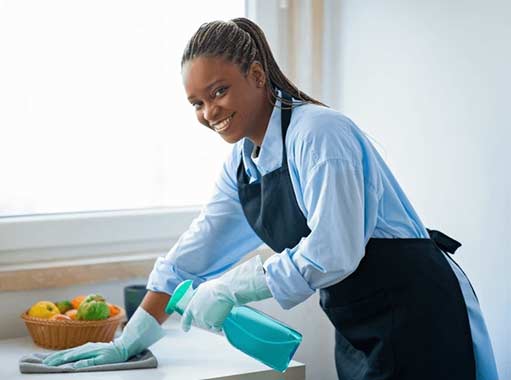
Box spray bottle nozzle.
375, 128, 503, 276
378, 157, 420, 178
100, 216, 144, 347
165, 279, 194, 315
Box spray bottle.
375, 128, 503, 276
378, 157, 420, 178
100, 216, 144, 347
165, 279, 302, 372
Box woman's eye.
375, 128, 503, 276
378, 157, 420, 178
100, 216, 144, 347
214, 87, 227, 97
192, 102, 202, 110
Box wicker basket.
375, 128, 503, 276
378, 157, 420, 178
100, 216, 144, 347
21, 307, 126, 350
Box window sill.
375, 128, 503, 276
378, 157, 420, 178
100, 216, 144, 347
0, 252, 160, 292
0, 247, 274, 292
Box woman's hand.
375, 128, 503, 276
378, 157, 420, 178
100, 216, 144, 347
181, 255, 272, 332
181, 278, 234, 332
43, 305, 166, 369
43, 341, 126, 368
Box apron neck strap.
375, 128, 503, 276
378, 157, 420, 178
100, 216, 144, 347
280, 91, 293, 165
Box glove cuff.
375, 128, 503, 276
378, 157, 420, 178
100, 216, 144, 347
227, 255, 272, 304
114, 307, 166, 358
250, 255, 273, 301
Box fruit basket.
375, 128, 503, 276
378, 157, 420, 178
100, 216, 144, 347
21, 306, 125, 350
22, 294, 126, 349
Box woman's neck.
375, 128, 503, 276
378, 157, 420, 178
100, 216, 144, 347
250, 101, 273, 146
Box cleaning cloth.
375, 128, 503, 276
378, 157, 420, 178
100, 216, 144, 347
19, 348, 157, 374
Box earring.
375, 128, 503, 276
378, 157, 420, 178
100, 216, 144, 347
258, 81, 263, 87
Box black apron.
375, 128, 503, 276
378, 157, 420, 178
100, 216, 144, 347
236, 92, 476, 380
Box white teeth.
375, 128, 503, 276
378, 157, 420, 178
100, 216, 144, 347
213, 115, 233, 132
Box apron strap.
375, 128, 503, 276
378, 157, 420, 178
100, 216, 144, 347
279, 90, 293, 167
281, 91, 292, 135
426, 228, 462, 254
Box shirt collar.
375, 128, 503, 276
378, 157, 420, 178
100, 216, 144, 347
241, 95, 284, 180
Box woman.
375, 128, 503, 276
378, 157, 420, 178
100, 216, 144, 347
43, 18, 498, 380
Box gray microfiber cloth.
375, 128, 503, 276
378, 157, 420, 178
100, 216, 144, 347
19, 349, 157, 374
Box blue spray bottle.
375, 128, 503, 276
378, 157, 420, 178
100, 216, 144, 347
165, 279, 302, 373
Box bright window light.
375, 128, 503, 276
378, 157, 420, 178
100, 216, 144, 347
0, 0, 245, 217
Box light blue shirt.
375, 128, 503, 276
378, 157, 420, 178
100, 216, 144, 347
147, 99, 497, 379
147, 100, 429, 305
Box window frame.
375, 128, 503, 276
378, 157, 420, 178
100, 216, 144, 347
0, 1, 251, 269
0, 207, 199, 267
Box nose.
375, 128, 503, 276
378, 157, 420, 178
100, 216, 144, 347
202, 103, 220, 124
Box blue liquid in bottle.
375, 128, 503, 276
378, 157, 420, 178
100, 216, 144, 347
165, 280, 302, 373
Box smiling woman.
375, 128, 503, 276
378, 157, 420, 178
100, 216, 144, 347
183, 56, 274, 145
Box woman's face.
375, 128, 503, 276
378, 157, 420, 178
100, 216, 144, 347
182, 56, 272, 145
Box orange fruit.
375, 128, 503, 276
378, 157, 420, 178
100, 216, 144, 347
71, 295, 86, 309
50, 314, 72, 321
107, 303, 121, 317
65, 309, 78, 320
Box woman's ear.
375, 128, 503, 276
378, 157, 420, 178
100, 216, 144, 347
249, 61, 266, 88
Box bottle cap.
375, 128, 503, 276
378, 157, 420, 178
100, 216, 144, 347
165, 279, 194, 315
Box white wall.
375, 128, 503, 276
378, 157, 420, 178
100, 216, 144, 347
337, 0, 511, 378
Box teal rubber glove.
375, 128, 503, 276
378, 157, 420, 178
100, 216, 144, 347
42, 307, 165, 369
181, 255, 272, 332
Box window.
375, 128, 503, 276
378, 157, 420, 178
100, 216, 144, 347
0, 0, 244, 217
0, 1, 245, 265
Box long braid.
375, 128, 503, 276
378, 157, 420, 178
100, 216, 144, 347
181, 17, 327, 108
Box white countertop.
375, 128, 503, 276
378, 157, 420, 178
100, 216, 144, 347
0, 317, 305, 380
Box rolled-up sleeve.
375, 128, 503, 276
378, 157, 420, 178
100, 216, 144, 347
264, 158, 379, 309
147, 147, 263, 295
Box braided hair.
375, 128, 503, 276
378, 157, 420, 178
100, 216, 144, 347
181, 17, 327, 108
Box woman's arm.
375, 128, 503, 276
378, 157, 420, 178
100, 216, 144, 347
140, 290, 171, 324
146, 145, 263, 297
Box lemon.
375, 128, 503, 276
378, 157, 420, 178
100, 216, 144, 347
28, 301, 60, 319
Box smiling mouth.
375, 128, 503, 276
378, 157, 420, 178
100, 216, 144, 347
211, 113, 235, 133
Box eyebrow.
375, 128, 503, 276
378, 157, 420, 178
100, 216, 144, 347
187, 79, 225, 101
